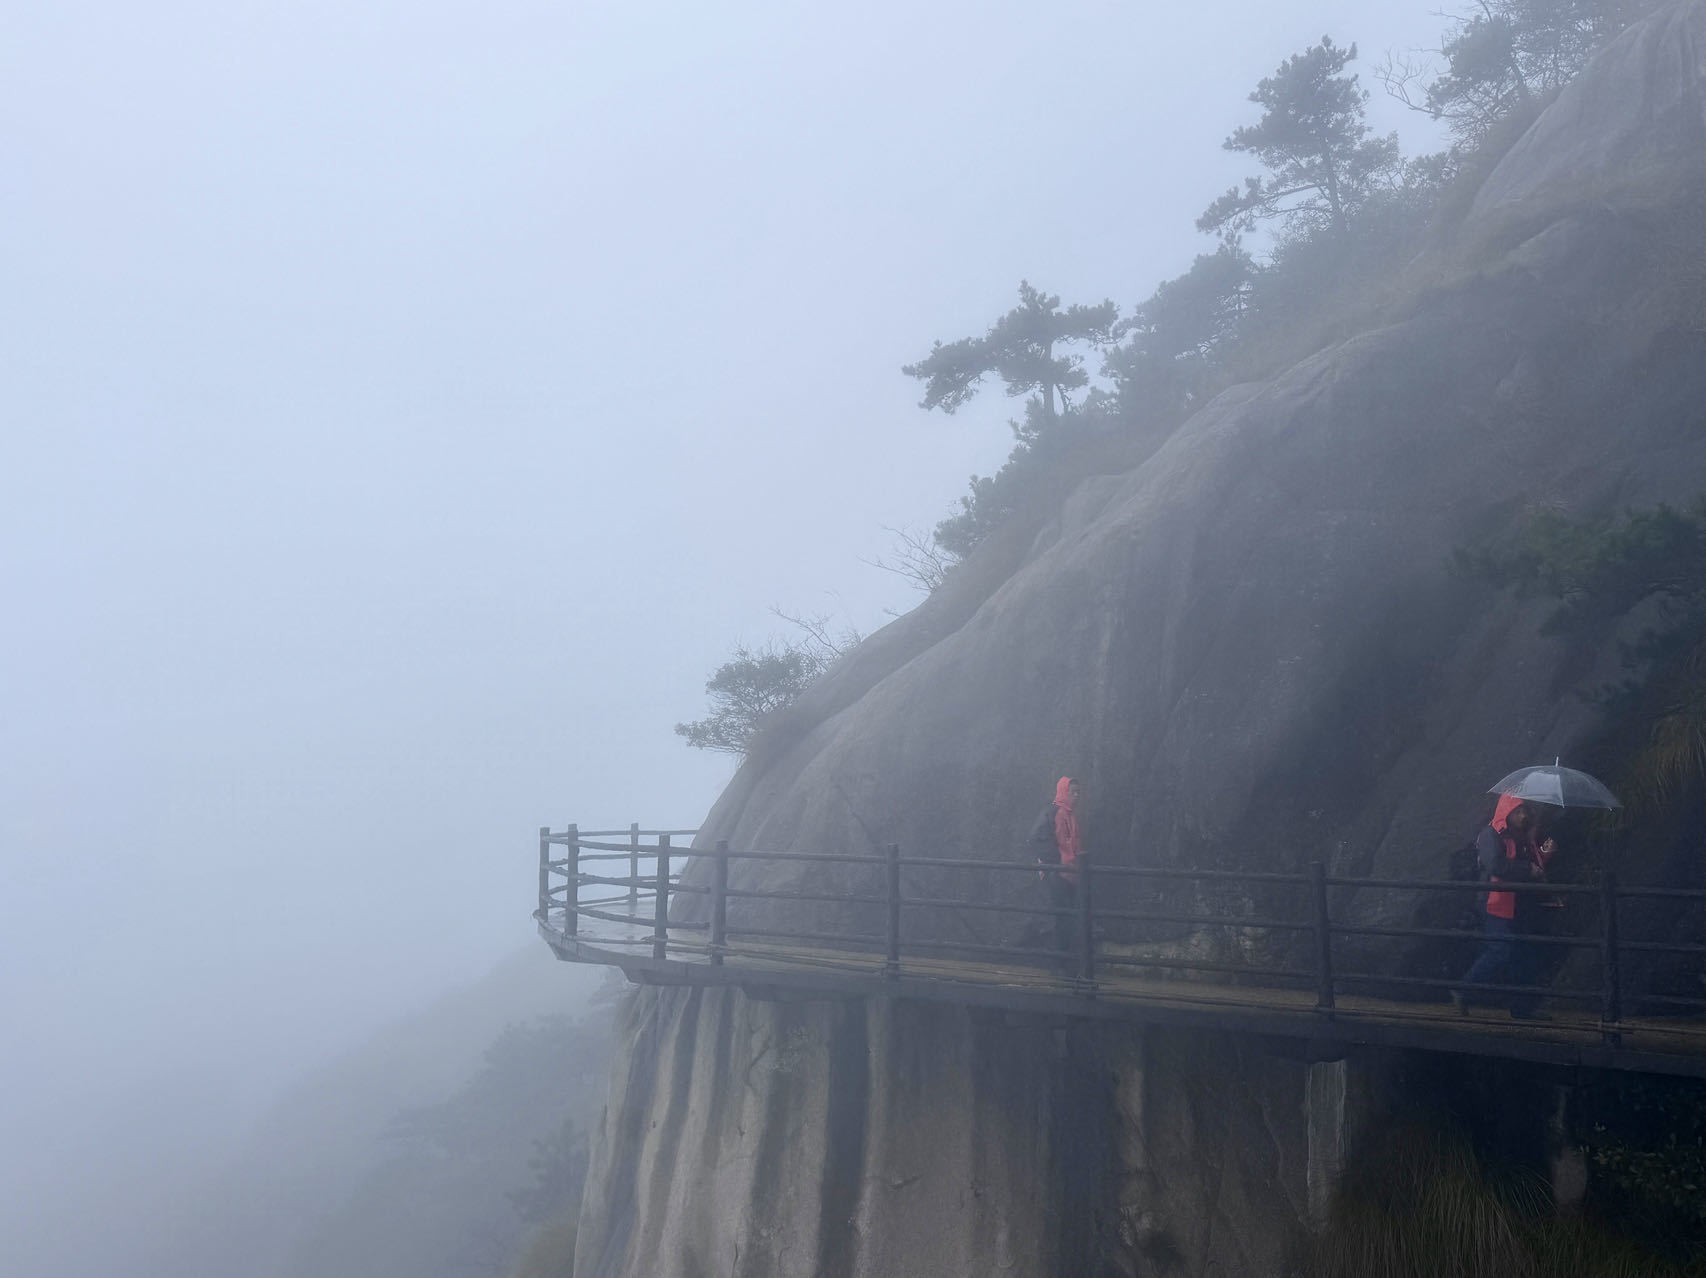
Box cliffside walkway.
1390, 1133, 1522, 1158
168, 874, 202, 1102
534, 824, 1706, 1079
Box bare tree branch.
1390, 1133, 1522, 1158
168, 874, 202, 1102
1374, 48, 1439, 114
863, 525, 957, 596
769, 606, 862, 659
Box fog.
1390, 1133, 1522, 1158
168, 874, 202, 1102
1, 2, 1444, 1273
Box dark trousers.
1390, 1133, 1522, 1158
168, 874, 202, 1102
1461, 914, 1540, 1014
1049, 874, 1079, 958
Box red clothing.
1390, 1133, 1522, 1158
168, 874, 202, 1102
1053, 776, 1081, 886
1483, 794, 1552, 919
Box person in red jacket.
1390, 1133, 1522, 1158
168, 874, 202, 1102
1030, 776, 1083, 960
1454, 795, 1556, 1018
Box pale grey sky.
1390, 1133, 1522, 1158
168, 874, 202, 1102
1, 1, 1447, 1271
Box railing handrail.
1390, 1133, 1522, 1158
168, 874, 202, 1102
537, 823, 1706, 1038
540, 829, 1696, 898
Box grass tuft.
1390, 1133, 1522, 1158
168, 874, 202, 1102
1287, 1125, 1705, 1278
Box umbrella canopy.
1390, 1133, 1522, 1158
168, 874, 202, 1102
1488, 761, 1622, 810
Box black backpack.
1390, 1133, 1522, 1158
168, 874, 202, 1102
1029, 803, 1060, 862
1448, 838, 1482, 882
1434, 834, 1489, 930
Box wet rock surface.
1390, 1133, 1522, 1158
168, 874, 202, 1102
1470, 1, 1706, 222
574, 987, 1311, 1278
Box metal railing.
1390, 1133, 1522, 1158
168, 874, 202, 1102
535, 825, 1706, 1047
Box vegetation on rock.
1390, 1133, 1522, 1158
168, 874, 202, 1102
1381, 0, 1664, 144
905, 30, 1443, 564
1461, 500, 1706, 817
900, 281, 1118, 426
905, 0, 1654, 566
1198, 36, 1402, 239
680, 2, 1678, 754
1290, 1123, 1706, 1277
1574, 1073, 1706, 1247
676, 612, 859, 756
675, 641, 830, 755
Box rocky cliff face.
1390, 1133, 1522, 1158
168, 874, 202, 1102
576, 8, 1706, 1275
575, 988, 1318, 1278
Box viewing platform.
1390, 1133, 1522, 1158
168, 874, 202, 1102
535, 824, 1706, 1079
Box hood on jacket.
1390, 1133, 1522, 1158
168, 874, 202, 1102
1490, 793, 1525, 834
1055, 776, 1077, 812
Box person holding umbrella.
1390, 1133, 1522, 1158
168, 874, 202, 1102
1454, 795, 1555, 1018
1453, 761, 1621, 1019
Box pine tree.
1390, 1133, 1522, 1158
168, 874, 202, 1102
675, 642, 828, 756
902, 281, 1118, 424
1381, 0, 1658, 144
1198, 37, 1401, 239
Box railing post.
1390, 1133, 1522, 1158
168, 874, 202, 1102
1601, 869, 1622, 1045
537, 826, 551, 927
1077, 857, 1096, 988
564, 824, 579, 938
885, 843, 901, 977
629, 821, 640, 915
1311, 861, 1335, 1013
653, 833, 671, 961
710, 839, 729, 966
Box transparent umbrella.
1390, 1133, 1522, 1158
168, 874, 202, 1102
1488, 759, 1622, 810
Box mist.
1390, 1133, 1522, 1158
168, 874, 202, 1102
1, 2, 1448, 1274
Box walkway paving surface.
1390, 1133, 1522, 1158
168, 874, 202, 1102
545, 915, 1706, 1076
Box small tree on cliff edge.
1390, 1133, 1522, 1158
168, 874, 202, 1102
1379, 0, 1657, 145
904, 283, 1117, 559
674, 642, 826, 755
902, 281, 1118, 426
1198, 36, 1400, 239
676, 615, 858, 756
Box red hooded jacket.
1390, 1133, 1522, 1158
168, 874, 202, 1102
1480, 794, 1552, 919
1052, 776, 1081, 887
